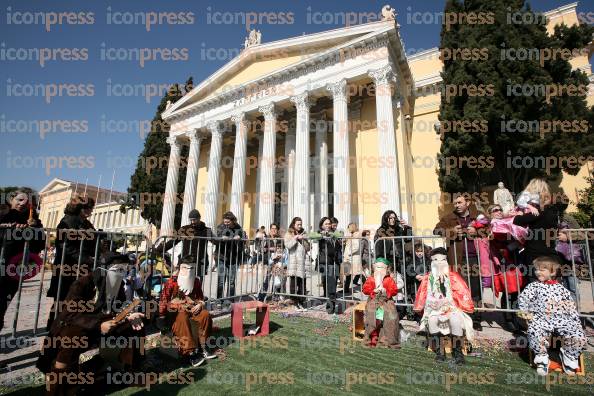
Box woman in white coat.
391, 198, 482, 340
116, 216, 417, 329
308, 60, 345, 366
343, 222, 364, 293
284, 217, 310, 310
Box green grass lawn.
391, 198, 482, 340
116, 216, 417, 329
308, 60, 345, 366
4, 312, 594, 395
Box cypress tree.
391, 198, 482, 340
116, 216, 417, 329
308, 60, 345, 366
437, 0, 594, 194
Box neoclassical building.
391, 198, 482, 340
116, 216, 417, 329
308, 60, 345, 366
159, 3, 593, 236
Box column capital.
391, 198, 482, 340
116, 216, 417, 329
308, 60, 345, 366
258, 103, 277, 120
231, 112, 247, 125
290, 92, 310, 111
186, 129, 204, 143
207, 120, 222, 136
368, 65, 395, 87
326, 79, 348, 102
166, 136, 181, 148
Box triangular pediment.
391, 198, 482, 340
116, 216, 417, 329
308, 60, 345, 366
163, 20, 397, 118
39, 178, 72, 194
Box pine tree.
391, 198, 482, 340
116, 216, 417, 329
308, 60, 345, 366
437, 0, 594, 194
123, 78, 193, 230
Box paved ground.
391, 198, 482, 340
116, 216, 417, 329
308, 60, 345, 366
1, 266, 593, 390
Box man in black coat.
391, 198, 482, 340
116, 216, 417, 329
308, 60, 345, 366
46, 196, 97, 330
162, 209, 213, 278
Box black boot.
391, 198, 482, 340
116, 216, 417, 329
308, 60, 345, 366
430, 334, 446, 362
452, 336, 465, 365
472, 312, 483, 331
326, 300, 335, 314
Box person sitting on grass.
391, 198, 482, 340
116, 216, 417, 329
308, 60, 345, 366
517, 256, 586, 376
362, 258, 400, 349
413, 247, 474, 365
159, 255, 217, 368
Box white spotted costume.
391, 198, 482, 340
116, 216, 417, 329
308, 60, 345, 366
518, 281, 586, 371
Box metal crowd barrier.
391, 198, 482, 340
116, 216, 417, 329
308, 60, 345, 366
2, 227, 593, 343
0, 226, 147, 339
149, 231, 594, 319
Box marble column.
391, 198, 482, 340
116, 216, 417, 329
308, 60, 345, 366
257, 103, 277, 230
369, 65, 401, 214
314, 115, 329, 220
203, 121, 224, 229
160, 136, 181, 236
181, 130, 203, 225
230, 112, 249, 224
290, 92, 311, 231
326, 79, 351, 226
254, 134, 264, 227
282, 127, 296, 228
395, 99, 412, 223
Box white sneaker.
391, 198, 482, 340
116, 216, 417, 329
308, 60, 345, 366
536, 363, 548, 376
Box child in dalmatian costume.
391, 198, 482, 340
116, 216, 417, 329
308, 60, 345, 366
518, 256, 587, 376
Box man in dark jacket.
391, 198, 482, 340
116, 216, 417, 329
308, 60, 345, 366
433, 194, 484, 330
162, 209, 213, 278
214, 211, 246, 300
46, 195, 97, 329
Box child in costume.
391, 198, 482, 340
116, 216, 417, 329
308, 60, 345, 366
518, 256, 587, 376
413, 247, 474, 364
362, 258, 400, 349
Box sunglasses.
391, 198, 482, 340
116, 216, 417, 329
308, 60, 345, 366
490, 208, 502, 213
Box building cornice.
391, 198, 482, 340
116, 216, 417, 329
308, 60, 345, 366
543, 2, 578, 19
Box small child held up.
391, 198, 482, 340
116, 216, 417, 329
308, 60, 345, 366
518, 256, 587, 376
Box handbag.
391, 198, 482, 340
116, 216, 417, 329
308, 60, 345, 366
494, 266, 525, 294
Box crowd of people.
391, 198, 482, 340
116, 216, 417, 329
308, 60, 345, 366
0, 176, 592, 393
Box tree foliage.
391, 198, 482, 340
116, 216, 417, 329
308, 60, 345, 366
437, 0, 594, 194
123, 77, 193, 229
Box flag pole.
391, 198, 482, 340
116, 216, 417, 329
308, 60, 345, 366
107, 170, 116, 229
95, 175, 102, 202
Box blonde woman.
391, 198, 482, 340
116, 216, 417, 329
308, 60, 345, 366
513, 178, 560, 283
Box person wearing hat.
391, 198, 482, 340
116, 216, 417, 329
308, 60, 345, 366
161, 209, 213, 279
37, 255, 146, 395
414, 247, 474, 365
159, 255, 216, 367
361, 258, 400, 348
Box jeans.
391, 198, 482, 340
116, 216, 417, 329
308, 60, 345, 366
216, 258, 236, 299
258, 266, 272, 302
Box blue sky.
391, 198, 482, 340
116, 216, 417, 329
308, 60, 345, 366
1, 0, 592, 193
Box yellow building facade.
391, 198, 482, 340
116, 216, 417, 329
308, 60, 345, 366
159, 3, 593, 237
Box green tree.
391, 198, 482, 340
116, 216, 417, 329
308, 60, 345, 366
572, 175, 594, 227
123, 78, 192, 229
437, 0, 594, 194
